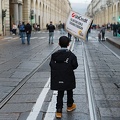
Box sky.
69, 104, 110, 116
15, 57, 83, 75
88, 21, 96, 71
69, 0, 92, 15
69, 0, 91, 3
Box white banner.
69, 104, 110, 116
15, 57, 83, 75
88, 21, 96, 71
65, 11, 93, 40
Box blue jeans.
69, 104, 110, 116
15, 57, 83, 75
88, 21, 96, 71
19, 29, 21, 37
60, 28, 63, 34
26, 34, 31, 44
21, 32, 26, 44
49, 32, 54, 43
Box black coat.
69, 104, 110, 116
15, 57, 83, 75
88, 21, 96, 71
49, 49, 78, 90
47, 24, 55, 32
25, 23, 32, 34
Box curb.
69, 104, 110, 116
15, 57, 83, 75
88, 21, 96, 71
106, 38, 120, 49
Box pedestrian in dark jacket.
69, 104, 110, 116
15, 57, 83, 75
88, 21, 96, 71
47, 21, 55, 44
25, 22, 32, 45
68, 32, 72, 40
49, 36, 78, 118
19, 22, 26, 44
113, 23, 117, 36
100, 25, 106, 41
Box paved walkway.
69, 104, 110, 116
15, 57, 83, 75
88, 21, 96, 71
0, 30, 120, 120
105, 31, 120, 49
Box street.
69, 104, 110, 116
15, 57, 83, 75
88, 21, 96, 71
0, 30, 120, 120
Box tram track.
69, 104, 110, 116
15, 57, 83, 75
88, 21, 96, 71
41, 40, 99, 120
83, 39, 120, 120
1, 37, 114, 120
83, 41, 98, 120
0, 43, 59, 109
0, 37, 75, 109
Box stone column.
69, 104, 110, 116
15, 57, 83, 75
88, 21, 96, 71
14, 3, 19, 25
18, 4, 22, 23
0, 0, 2, 35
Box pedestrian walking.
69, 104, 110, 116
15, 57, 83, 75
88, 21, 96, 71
100, 25, 106, 41
47, 21, 55, 44
19, 22, 26, 44
12, 23, 17, 35
18, 22, 22, 38
46, 23, 49, 30
62, 23, 65, 34
117, 22, 120, 36
49, 36, 78, 119
59, 21, 64, 34
75, 36, 79, 41
33, 23, 37, 31
68, 32, 72, 40
113, 23, 117, 36
86, 27, 90, 41
98, 32, 101, 42
25, 22, 32, 45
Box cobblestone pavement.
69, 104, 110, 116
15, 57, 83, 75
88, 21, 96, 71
0, 30, 120, 120
85, 31, 120, 120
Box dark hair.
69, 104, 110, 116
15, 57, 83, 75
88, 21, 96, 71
59, 36, 70, 47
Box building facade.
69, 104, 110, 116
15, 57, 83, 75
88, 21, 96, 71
0, 0, 72, 36
86, 0, 120, 26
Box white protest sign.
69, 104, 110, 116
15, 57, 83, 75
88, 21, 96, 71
65, 11, 93, 40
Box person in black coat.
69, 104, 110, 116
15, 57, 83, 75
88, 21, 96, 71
25, 22, 32, 45
113, 22, 117, 36
47, 21, 55, 44
49, 36, 78, 118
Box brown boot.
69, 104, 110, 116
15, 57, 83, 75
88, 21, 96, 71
56, 109, 62, 118
67, 103, 76, 112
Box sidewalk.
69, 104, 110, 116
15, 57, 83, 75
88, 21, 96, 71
0, 34, 19, 41
0, 31, 91, 120
105, 31, 120, 49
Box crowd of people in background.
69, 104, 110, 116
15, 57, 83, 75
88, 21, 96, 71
91, 22, 120, 41
10, 20, 120, 45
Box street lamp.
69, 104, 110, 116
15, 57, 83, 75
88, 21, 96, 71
30, 9, 34, 20
2, 9, 7, 18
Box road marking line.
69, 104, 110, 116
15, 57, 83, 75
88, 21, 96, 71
27, 39, 75, 120
44, 91, 57, 120
26, 78, 50, 120
102, 43, 120, 60
43, 39, 75, 120
83, 42, 98, 120
31, 37, 38, 39
4, 37, 13, 39
39, 37, 46, 39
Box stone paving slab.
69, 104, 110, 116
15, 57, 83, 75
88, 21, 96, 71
0, 31, 120, 120
16, 87, 43, 95
86, 38, 120, 119
0, 113, 19, 120
0, 103, 34, 113
8, 94, 40, 103
53, 113, 90, 120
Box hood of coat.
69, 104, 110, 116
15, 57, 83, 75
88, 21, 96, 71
52, 49, 70, 63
